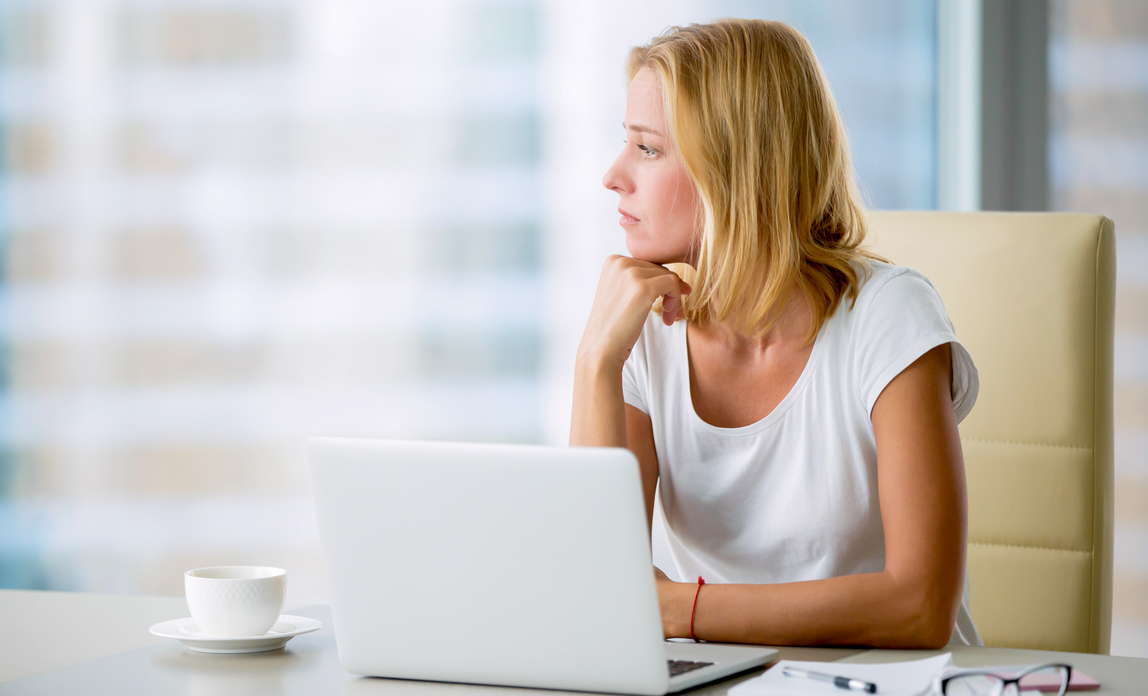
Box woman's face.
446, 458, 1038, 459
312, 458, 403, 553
602, 67, 700, 265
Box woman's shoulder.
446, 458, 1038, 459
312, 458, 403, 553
640, 308, 686, 337
850, 259, 945, 319
626, 310, 683, 365
845, 260, 977, 422
620, 311, 685, 401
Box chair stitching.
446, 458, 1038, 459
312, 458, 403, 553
992, 640, 1085, 652
961, 437, 1092, 452
970, 541, 1092, 554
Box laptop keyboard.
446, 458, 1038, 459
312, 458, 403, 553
668, 659, 714, 677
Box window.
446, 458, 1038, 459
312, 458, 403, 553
1049, 0, 1148, 658
0, 1, 938, 601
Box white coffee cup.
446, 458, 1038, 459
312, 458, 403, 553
184, 566, 287, 637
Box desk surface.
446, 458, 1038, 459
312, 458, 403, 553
2, 590, 1147, 695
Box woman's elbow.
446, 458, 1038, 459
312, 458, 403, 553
884, 578, 959, 649
907, 611, 955, 650
895, 592, 959, 652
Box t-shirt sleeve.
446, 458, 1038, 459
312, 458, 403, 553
621, 316, 652, 414
853, 269, 979, 423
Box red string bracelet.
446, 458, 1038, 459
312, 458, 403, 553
689, 576, 706, 642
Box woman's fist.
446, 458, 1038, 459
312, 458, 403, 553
576, 256, 691, 371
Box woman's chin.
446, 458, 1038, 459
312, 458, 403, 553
625, 241, 681, 265
634, 254, 687, 266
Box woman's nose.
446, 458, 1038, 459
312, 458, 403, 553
602, 152, 631, 193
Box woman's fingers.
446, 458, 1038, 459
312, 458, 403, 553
658, 276, 691, 326
661, 293, 682, 325
578, 256, 691, 368
625, 263, 690, 326
640, 273, 682, 326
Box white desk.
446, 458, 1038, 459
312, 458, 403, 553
2, 590, 1146, 694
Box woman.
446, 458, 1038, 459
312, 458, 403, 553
570, 19, 981, 648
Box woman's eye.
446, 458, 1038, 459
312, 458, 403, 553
638, 144, 658, 157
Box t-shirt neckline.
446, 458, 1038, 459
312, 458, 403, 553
677, 317, 828, 436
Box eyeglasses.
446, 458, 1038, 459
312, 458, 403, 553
931, 663, 1072, 696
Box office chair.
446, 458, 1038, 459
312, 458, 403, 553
867, 211, 1115, 653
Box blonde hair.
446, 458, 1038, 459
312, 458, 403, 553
628, 19, 876, 342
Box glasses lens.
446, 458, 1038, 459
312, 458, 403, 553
944, 674, 1004, 696
1017, 665, 1070, 695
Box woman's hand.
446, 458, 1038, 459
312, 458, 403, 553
570, 256, 687, 448
576, 256, 690, 372
654, 566, 695, 639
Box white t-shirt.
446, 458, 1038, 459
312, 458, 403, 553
621, 260, 982, 646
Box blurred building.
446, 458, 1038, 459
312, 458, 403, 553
1048, 0, 1148, 657
0, 0, 548, 601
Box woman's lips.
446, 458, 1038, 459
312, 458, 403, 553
619, 209, 640, 225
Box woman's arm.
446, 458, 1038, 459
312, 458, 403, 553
626, 405, 660, 532
569, 255, 688, 450
654, 343, 967, 648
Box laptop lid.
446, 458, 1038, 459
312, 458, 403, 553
308, 437, 670, 695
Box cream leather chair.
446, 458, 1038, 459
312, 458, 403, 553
866, 211, 1115, 654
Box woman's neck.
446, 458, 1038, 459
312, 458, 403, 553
703, 284, 814, 356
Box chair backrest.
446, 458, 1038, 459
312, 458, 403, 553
866, 211, 1115, 654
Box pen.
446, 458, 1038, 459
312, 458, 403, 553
782, 666, 878, 694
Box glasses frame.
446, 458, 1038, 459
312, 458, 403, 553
932, 662, 1073, 696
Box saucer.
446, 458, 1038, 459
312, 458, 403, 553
149, 615, 322, 653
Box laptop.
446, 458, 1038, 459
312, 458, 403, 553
307, 437, 776, 695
